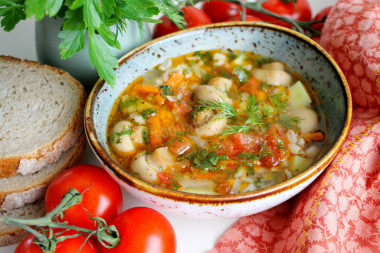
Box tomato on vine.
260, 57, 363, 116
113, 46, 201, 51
45, 164, 123, 230
15, 230, 97, 253
248, 0, 312, 28
153, 6, 212, 38
100, 207, 176, 253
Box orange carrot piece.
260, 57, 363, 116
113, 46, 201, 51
134, 84, 160, 95
155, 94, 166, 105
301, 131, 325, 142
239, 76, 260, 95
166, 72, 185, 87
148, 115, 163, 146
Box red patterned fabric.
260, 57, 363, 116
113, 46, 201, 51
211, 0, 380, 252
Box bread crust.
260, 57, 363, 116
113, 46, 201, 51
0, 134, 87, 211
0, 200, 45, 247
0, 55, 87, 178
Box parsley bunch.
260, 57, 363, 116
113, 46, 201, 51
0, 0, 186, 87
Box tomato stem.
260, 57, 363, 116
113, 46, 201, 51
3, 188, 120, 252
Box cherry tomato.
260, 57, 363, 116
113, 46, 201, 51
312, 6, 333, 31
15, 230, 97, 253
45, 164, 123, 230
201, 1, 243, 22
153, 6, 212, 38
248, 0, 312, 28
100, 207, 176, 253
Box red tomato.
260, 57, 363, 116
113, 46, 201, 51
260, 135, 288, 168
226, 14, 263, 22
100, 207, 176, 253
45, 164, 123, 230
201, 1, 243, 22
248, 0, 312, 28
312, 6, 333, 31
15, 230, 97, 253
153, 6, 212, 38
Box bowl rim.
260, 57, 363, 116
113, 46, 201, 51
85, 22, 353, 204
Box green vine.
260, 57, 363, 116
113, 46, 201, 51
4, 188, 120, 252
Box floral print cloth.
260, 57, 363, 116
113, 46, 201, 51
211, 0, 380, 252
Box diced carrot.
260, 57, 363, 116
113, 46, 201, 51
239, 76, 260, 95
215, 182, 232, 195
166, 72, 185, 87
148, 115, 163, 146
133, 84, 160, 95
301, 131, 325, 142
192, 169, 216, 180
155, 94, 166, 105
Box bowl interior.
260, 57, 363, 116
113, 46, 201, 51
88, 23, 350, 195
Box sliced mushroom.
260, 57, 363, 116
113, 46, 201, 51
131, 147, 177, 182
110, 120, 135, 153
288, 106, 318, 134
193, 109, 213, 127
147, 147, 176, 169
194, 85, 232, 104
131, 152, 159, 182
208, 77, 233, 92
194, 115, 227, 137
252, 69, 292, 86
261, 61, 285, 70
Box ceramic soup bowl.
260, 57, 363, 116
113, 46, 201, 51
85, 22, 352, 218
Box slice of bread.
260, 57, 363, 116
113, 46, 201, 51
0, 200, 45, 246
0, 56, 86, 178
0, 134, 86, 212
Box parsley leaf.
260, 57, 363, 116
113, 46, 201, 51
88, 34, 119, 87
0, 0, 25, 31
58, 29, 86, 59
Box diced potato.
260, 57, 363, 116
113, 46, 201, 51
288, 81, 312, 107
290, 156, 314, 174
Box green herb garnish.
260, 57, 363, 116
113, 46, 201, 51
120, 96, 140, 109
233, 65, 250, 84
184, 147, 228, 172
110, 127, 133, 144
159, 85, 173, 96
142, 128, 150, 145
141, 108, 157, 119
195, 51, 213, 64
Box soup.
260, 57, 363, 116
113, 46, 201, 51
107, 49, 326, 195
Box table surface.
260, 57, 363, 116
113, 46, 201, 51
0, 1, 334, 252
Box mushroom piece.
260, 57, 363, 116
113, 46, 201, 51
194, 85, 232, 104
208, 77, 233, 92
110, 120, 135, 153
261, 61, 285, 70
193, 109, 213, 127
252, 69, 292, 86
194, 115, 228, 137
288, 106, 318, 134
131, 147, 176, 182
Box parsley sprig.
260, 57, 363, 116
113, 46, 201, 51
0, 0, 185, 87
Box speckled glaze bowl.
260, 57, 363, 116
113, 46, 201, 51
85, 22, 352, 218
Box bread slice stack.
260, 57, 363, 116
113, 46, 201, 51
0, 56, 87, 246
